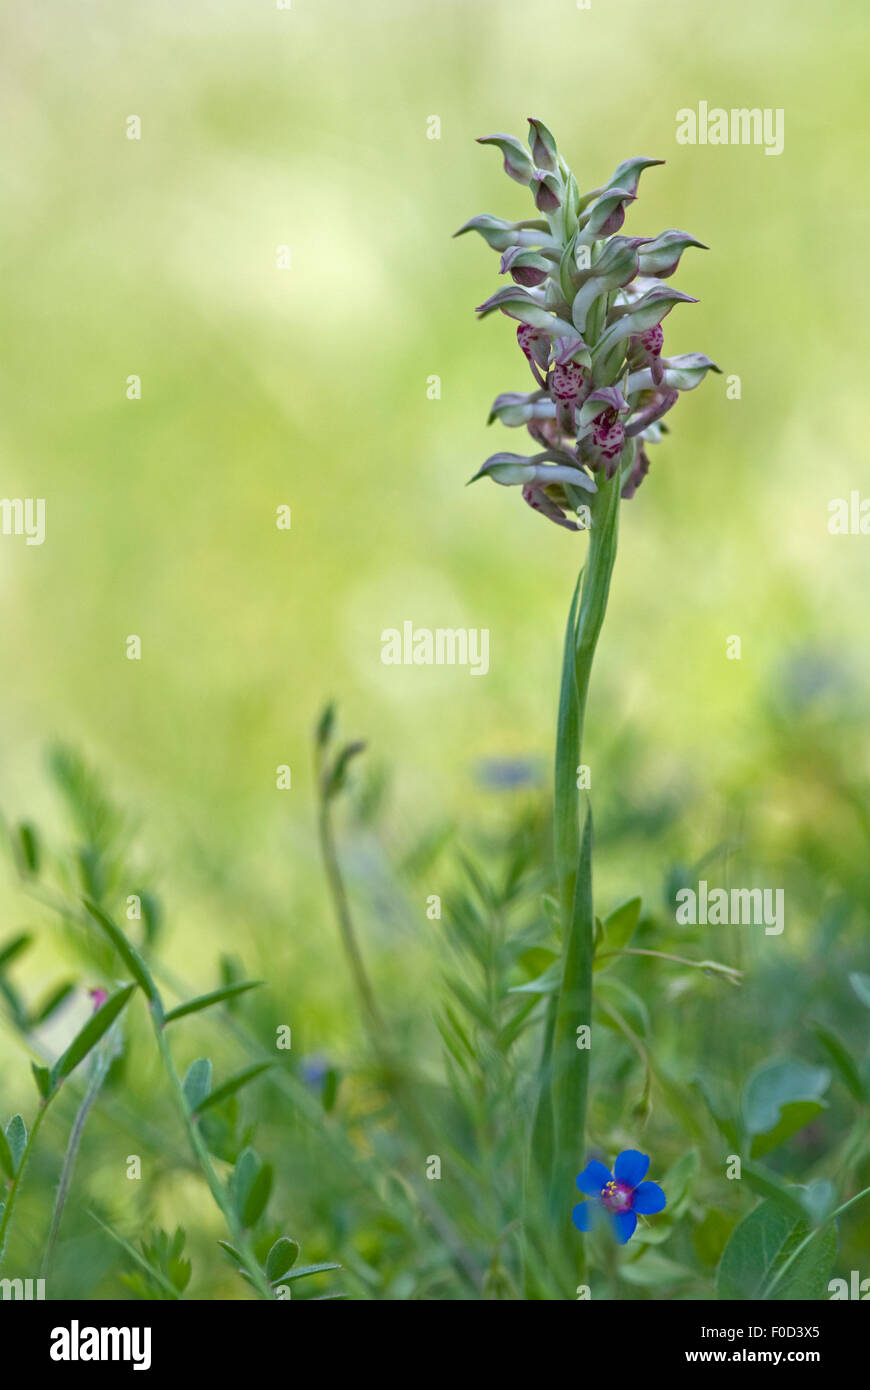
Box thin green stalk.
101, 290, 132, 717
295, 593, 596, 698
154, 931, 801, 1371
556, 468, 620, 1069
41, 1031, 119, 1277
525, 469, 621, 1292
150, 1015, 273, 1300
552, 468, 620, 1154
0, 1100, 54, 1262
551, 806, 594, 1204
316, 799, 388, 1059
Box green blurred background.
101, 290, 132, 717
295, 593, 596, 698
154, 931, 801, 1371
0, 0, 868, 1297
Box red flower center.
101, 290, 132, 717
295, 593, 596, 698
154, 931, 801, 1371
601, 1180, 633, 1212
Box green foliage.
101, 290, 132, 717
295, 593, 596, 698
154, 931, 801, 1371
51, 984, 137, 1087
717, 1199, 838, 1301
741, 1057, 831, 1158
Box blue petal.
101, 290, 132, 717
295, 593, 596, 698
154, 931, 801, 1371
576, 1160, 612, 1195
571, 1202, 592, 1232
612, 1210, 637, 1244
614, 1149, 650, 1188
632, 1180, 667, 1215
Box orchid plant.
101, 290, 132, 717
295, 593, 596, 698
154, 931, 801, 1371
458, 121, 719, 1245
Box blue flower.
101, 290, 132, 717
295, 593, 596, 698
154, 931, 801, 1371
572, 1149, 667, 1244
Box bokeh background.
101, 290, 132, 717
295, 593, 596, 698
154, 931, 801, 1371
0, 0, 867, 1299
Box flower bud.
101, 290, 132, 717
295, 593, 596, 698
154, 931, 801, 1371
500, 247, 552, 287
602, 156, 665, 198
477, 133, 535, 185
488, 391, 554, 426
628, 323, 665, 383
527, 117, 559, 172
636, 229, 708, 278
578, 188, 636, 242
531, 171, 561, 213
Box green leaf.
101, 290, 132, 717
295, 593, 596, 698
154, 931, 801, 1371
750, 1100, 825, 1159
196, 1062, 272, 1115
811, 1021, 867, 1103
850, 972, 870, 1009
31, 980, 76, 1026
741, 1162, 810, 1221
508, 960, 561, 995
315, 702, 336, 749
0, 932, 33, 972
799, 1178, 837, 1226
89, 1211, 181, 1300
217, 1240, 244, 1268
0, 1126, 14, 1180
31, 1064, 52, 1099
242, 1162, 273, 1228
266, 1236, 300, 1282
692, 1075, 739, 1148
15, 822, 40, 875
716, 1198, 837, 1300
4, 1115, 27, 1174
84, 900, 157, 1002
620, 1252, 695, 1287
230, 1148, 259, 1222
742, 1057, 830, 1157
163, 981, 263, 1024
51, 983, 137, 1086
662, 1148, 700, 1213
182, 1058, 213, 1113
595, 975, 649, 1039
692, 1209, 736, 1268
322, 1068, 339, 1113
593, 896, 642, 970
278, 1261, 340, 1282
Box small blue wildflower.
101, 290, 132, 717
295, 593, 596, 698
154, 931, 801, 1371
572, 1149, 666, 1244
300, 1054, 330, 1089
474, 756, 543, 791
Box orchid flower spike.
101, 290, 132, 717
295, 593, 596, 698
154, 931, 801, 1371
457, 120, 719, 525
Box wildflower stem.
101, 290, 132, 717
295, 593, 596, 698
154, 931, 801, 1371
548, 469, 620, 1264
41, 1034, 118, 1278
0, 1099, 53, 1263
594, 948, 743, 984
316, 798, 389, 1059
151, 1015, 273, 1300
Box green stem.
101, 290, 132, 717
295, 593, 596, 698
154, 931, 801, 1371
547, 469, 621, 1275
150, 1016, 272, 1300
0, 1099, 54, 1263
41, 1041, 115, 1278
316, 800, 388, 1059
